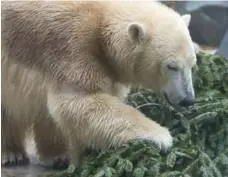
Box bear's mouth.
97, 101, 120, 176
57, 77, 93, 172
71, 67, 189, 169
163, 92, 184, 108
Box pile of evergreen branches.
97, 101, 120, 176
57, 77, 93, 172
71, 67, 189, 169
49, 53, 228, 177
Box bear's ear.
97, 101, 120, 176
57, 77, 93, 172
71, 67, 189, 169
127, 22, 145, 44
182, 14, 191, 27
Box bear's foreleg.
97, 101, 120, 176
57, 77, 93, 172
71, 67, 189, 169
1, 106, 30, 166
47, 91, 173, 166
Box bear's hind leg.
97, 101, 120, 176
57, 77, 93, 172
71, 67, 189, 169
1, 106, 30, 166
34, 115, 69, 169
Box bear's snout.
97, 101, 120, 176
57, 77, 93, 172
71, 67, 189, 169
178, 95, 195, 107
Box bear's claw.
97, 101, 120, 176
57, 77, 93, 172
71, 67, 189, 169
136, 126, 173, 151
1, 152, 30, 166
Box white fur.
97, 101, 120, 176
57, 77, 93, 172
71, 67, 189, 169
2, 1, 197, 166
113, 83, 131, 101
182, 14, 191, 26
136, 126, 173, 151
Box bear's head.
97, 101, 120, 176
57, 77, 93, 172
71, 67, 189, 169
131, 14, 196, 108
129, 14, 197, 108
103, 2, 197, 107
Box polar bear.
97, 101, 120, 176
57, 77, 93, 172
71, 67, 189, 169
1, 1, 196, 168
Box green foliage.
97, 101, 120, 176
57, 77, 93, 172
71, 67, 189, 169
48, 53, 228, 177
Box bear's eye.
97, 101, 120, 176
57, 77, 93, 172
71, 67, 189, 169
167, 64, 179, 71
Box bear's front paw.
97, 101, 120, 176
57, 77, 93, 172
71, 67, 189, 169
136, 126, 173, 151
1, 151, 30, 166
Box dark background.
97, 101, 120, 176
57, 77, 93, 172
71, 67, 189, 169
161, 1, 228, 58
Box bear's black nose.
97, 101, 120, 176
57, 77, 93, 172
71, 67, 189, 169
179, 95, 195, 107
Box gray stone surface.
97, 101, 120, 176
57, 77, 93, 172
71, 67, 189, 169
2, 164, 57, 177
216, 29, 228, 59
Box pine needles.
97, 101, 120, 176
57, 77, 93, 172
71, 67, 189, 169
48, 53, 228, 177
